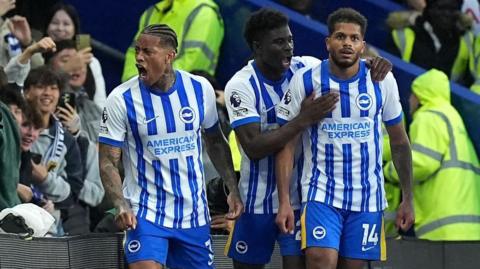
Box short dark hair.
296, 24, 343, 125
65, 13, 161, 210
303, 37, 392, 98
24, 66, 64, 92
45, 3, 81, 38
0, 87, 26, 110
141, 24, 178, 51
327, 8, 367, 37
22, 100, 44, 129
244, 8, 289, 49
43, 39, 76, 64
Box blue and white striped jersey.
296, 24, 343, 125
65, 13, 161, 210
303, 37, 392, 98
225, 56, 320, 214
277, 60, 403, 212
99, 70, 219, 228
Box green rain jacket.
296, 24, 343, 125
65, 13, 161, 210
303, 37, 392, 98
122, 0, 224, 81
384, 69, 480, 240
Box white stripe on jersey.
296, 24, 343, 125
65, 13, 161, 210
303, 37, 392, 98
99, 70, 218, 228
277, 60, 403, 212
225, 56, 320, 214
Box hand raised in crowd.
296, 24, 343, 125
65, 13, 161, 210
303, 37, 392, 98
0, 0, 15, 17
365, 56, 393, 82
27, 37, 56, 54
7, 15, 32, 47
61, 47, 93, 74
225, 190, 244, 221
56, 103, 81, 135
115, 205, 137, 231
31, 160, 48, 183
298, 91, 339, 127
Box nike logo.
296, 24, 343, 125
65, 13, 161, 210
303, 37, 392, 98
361, 246, 375, 251
142, 115, 161, 125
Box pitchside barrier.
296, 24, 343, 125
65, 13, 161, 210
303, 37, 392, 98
0, 233, 478, 269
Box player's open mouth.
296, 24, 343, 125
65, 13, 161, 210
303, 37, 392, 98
282, 56, 292, 68
136, 64, 147, 79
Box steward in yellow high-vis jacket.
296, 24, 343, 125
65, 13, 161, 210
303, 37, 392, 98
122, 0, 224, 82
384, 69, 480, 241
387, 0, 477, 88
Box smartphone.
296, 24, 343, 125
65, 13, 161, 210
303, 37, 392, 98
76, 34, 91, 51
31, 152, 42, 164
58, 92, 76, 109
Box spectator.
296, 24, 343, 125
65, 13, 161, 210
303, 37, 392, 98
4, 36, 55, 89
23, 66, 84, 235
387, 0, 475, 87
45, 39, 102, 143
44, 3, 106, 108
1, 14, 45, 68
17, 100, 55, 215
384, 69, 480, 240
121, 0, 224, 81
4, 0, 60, 38
0, 85, 22, 211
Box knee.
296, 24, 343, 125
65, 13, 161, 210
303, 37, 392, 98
305, 248, 337, 269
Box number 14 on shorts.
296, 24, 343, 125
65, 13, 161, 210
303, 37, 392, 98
361, 223, 378, 251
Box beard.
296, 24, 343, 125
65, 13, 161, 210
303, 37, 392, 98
330, 51, 361, 69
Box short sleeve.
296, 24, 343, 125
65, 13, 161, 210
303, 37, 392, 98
200, 78, 219, 132
224, 78, 260, 129
98, 93, 127, 147
276, 70, 306, 125
381, 72, 403, 126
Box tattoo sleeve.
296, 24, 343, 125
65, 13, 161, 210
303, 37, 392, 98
99, 143, 128, 209
203, 126, 239, 194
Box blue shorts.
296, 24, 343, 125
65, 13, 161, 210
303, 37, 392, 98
224, 211, 302, 265
124, 218, 215, 268
301, 201, 386, 261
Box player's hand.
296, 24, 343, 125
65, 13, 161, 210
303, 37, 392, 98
275, 202, 295, 234
396, 199, 415, 232
298, 91, 339, 127
115, 205, 137, 231
366, 56, 392, 82
211, 215, 234, 232
225, 191, 243, 220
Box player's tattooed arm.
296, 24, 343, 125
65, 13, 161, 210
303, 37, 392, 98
386, 122, 415, 231
99, 144, 128, 210
203, 125, 244, 220
99, 143, 137, 230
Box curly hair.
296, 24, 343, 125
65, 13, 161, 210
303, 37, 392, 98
244, 8, 289, 49
327, 8, 367, 37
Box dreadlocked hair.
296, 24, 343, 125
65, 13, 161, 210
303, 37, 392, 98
141, 24, 178, 51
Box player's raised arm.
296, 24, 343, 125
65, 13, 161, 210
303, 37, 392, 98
99, 144, 136, 230
203, 125, 244, 220
275, 134, 300, 234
